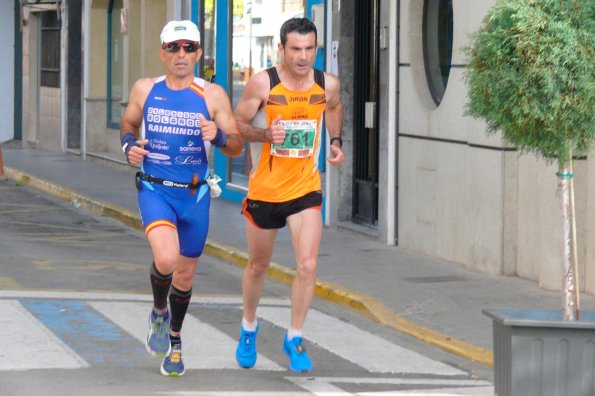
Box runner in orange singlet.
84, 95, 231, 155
234, 17, 344, 373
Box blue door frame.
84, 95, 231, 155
193, 0, 327, 204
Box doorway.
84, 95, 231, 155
67, 0, 82, 148
352, 0, 379, 226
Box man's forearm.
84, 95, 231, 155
217, 134, 244, 157
325, 104, 344, 139
237, 120, 267, 142
120, 121, 139, 138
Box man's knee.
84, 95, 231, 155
247, 258, 270, 278
296, 257, 317, 278
154, 252, 179, 273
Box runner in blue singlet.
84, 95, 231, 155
119, 20, 243, 377
138, 76, 213, 258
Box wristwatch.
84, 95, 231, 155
330, 136, 343, 148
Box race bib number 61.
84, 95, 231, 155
271, 120, 317, 158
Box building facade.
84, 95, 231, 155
17, 0, 595, 295
331, 0, 594, 295
1, 1, 18, 144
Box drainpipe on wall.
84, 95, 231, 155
60, 0, 67, 152
81, 0, 89, 160
173, 0, 190, 20
324, 0, 333, 226
386, 0, 398, 245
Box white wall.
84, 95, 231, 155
0, 1, 15, 143
395, 0, 595, 295
398, 0, 508, 275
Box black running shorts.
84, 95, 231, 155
241, 191, 323, 229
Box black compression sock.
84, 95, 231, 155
150, 261, 172, 311
169, 286, 192, 333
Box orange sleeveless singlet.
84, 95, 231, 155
247, 67, 326, 203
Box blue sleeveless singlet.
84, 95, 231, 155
142, 76, 211, 191
137, 76, 212, 258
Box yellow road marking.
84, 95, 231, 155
0, 277, 23, 290
205, 239, 495, 367
4, 166, 494, 366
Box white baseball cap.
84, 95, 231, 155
160, 20, 200, 44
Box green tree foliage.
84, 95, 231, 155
465, 0, 594, 164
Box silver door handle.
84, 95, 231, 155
365, 102, 376, 129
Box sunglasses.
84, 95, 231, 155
162, 42, 200, 53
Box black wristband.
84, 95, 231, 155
121, 132, 139, 164
121, 132, 137, 150
330, 136, 343, 148
211, 129, 228, 148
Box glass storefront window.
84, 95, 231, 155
107, 0, 124, 127
203, 0, 216, 83
228, 0, 304, 189
423, 0, 453, 105
203, 1, 217, 175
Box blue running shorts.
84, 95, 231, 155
138, 184, 210, 258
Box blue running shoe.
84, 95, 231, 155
160, 342, 185, 376
283, 334, 312, 373
145, 310, 170, 357
235, 325, 259, 368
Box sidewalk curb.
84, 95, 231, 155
5, 165, 494, 367
4, 166, 142, 231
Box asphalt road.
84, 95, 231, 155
0, 179, 493, 395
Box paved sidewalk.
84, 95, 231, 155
3, 143, 595, 367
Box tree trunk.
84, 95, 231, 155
558, 161, 577, 320
569, 158, 581, 319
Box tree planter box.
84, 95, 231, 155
484, 309, 595, 396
